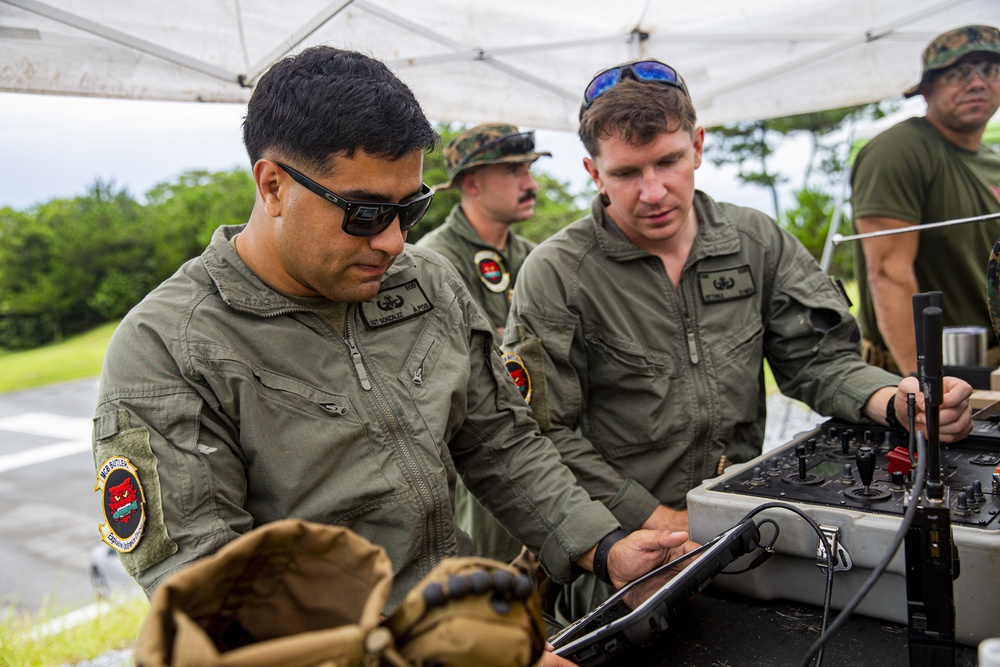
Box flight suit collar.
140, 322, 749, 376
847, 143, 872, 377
591, 190, 742, 264
201, 224, 418, 316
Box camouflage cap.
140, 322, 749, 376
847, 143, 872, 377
904, 24, 1000, 98
433, 123, 551, 190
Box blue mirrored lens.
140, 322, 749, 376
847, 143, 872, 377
584, 69, 622, 104
631, 61, 678, 83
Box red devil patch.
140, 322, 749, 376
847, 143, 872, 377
95, 456, 146, 553
501, 352, 532, 404
474, 250, 510, 293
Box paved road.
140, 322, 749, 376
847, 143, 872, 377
0, 377, 139, 616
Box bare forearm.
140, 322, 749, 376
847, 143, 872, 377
869, 272, 920, 375
856, 216, 920, 375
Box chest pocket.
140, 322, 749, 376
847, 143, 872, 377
242, 366, 396, 521
584, 331, 682, 446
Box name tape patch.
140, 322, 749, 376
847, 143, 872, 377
360, 279, 434, 329
698, 266, 756, 303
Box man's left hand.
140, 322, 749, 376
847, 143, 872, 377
894, 375, 973, 442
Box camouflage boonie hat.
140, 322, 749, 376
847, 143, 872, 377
904, 24, 1000, 98
433, 123, 551, 190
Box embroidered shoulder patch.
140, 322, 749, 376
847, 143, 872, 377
698, 266, 756, 303
474, 250, 511, 293
360, 279, 434, 329
501, 352, 532, 404
95, 455, 146, 553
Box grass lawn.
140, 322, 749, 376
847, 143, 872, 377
0, 322, 119, 394
0, 595, 147, 667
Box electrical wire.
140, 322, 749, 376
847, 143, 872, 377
797, 432, 929, 666
720, 518, 779, 575
734, 503, 837, 667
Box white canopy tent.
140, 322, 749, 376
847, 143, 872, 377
1, 0, 998, 131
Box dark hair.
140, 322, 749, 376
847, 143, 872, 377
243, 47, 438, 173
578, 78, 697, 157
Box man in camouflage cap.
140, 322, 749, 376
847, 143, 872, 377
852, 25, 1000, 375
417, 124, 550, 565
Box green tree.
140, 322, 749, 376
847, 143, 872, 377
782, 188, 854, 279
0, 170, 255, 350
0, 181, 146, 348
144, 168, 255, 274
707, 120, 785, 218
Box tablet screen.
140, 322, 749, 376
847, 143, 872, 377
549, 519, 758, 654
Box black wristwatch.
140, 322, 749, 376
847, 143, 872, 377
885, 393, 906, 434
592, 529, 628, 585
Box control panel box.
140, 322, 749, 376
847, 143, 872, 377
687, 419, 1000, 645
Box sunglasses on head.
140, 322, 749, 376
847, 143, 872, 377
580, 61, 688, 116
452, 131, 537, 174
275, 161, 434, 237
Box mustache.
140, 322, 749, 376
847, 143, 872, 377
518, 191, 538, 204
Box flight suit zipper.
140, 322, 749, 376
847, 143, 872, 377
343, 306, 441, 570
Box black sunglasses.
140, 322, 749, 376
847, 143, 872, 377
275, 161, 434, 237
580, 61, 688, 117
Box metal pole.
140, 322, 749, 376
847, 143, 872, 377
832, 211, 1000, 245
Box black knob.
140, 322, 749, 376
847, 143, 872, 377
956, 492, 970, 513
841, 428, 853, 455
768, 456, 781, 476
806, 438, 817, 454
892, 471, 905, 488
973, 480, 985, 502
856, 446, 877, 489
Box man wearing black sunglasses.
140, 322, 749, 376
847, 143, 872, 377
92, 46, 696, 661
418, 124, 551, 567
852, 24, 1000, 376
504, 58, 975, 619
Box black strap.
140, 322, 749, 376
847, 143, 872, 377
592, 529, 628, 585
885, 393, 906, 434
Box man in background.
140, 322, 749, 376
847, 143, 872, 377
419, 124, 548, 342
852, 24, 1000, 375
418, 124, 549, 563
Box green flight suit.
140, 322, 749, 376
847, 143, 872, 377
92, 225, 618, 612
505, 192, 899, 618
417, 206, 535, 563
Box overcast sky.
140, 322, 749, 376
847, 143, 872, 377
0, 90, 867, 217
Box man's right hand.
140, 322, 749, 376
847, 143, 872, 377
641, 504, 689, 533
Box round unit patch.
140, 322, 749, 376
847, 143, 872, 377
502, 352, 532, 404
95, 455, 146, 553
474, 250, 511, 293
